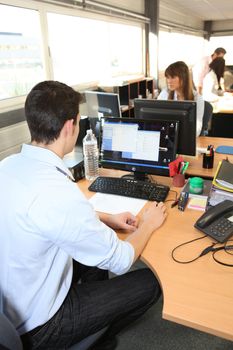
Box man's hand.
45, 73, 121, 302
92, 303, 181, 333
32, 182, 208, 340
98, 212, 139, 232
140, 201, 167, 232
126, 201, 167, 262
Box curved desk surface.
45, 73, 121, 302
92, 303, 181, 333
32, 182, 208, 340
140, 184, 233, 342
78, 164, 233, 342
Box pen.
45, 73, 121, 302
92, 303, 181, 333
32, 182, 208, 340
210, 145, 214, 156
181, 161, 189, 174
178, 161, 184, 174
177, 162, 182, 174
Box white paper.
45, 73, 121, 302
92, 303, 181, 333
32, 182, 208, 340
89, 193, 147, 215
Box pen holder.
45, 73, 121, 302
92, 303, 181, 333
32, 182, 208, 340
172, 173, 185, 187
202, 151, 214, 169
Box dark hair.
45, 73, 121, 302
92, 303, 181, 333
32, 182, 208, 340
164, 61, 194, 100
209, 57, 225, 86
214, 47, 226, 55
25, 80, 82, 144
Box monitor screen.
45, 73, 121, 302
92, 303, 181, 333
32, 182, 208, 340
100, 117, 179, 180
85, 91, 121, 118
134, 99, 197, 156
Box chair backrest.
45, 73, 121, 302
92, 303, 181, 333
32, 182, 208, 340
0, 313, 23, 350
200, 100, 213, 136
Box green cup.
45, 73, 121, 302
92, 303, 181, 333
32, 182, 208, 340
189, 177, 203, 194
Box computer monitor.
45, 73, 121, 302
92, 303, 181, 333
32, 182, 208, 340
100, 117, 179, 180
85, 91, 121, 118
134, 99, 197, 156
85, 91, 122, 145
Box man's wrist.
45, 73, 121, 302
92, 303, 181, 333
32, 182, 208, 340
98, 212, 111, 225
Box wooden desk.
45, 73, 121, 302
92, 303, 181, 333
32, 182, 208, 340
78, 169, 233, 341
185, 136, 233, 178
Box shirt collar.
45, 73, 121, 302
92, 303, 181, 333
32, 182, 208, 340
21, 144, 75, 181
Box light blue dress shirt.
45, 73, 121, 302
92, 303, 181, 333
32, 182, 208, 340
0, 144, 134, 334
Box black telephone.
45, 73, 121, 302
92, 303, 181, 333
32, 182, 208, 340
194, 200, 233, 242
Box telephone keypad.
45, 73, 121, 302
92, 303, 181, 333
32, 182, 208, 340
194, 200, 233, 243
210, 218, 233, 239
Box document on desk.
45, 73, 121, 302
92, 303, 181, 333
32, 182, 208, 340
89, 193, 147, 215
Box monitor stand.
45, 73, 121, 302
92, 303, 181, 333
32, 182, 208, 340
122, 171, 151, 182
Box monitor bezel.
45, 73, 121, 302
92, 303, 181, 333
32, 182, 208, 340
134, 99, 197, 156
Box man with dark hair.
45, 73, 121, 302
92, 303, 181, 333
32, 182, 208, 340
193, 47, 226, 94
0, 81, 167, 349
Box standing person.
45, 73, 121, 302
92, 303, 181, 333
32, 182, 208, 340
158, 61, 204, 136
202, 57, 226, 102
192, 47, 226, 94
0, 80, 167, 350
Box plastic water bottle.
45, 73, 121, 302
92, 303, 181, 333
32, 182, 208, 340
83, 129, 99, 180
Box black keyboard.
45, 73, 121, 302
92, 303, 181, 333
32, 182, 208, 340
88, 176, 170, 202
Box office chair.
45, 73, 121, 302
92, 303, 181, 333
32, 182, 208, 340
0, 313, 107, 350
0, 313, 23, 350
200, 100, 213, 136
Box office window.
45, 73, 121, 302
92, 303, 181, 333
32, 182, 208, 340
47, 12, 144, 86
109, 23, 143, 77
158, 31, 204, 70
0, 4, 45, 101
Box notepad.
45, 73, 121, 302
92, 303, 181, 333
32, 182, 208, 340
214, 160, 233, 191
188, 197, 207, 211
89, 193, 147, 215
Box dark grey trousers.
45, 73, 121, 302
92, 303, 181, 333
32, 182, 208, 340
21, 261, 161, 349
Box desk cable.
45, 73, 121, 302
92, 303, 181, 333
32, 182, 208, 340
171, 236, 233, 267
165, 190, 179, 207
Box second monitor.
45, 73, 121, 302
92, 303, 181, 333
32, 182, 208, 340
85, 90, 121, 118
134, 99, 197, 156
85, 90, 122, 144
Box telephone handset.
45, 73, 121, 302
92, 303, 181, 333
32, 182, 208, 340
194, 200, 233, 242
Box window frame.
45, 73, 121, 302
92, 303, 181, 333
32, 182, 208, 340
0, 0, 146, 115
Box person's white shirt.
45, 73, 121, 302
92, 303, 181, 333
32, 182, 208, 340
192, 55, 212, 90
0, 144, 134, 334
157, 89, 204, 136
202, 70, 224, 102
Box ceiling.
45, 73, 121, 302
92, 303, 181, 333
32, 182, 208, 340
162, 0, 233, 21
